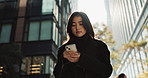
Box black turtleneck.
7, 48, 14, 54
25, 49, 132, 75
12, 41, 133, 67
67, 34, 93, 53
54, 33, 113, 78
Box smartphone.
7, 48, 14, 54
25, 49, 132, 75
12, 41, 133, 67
65, 44, 77, 52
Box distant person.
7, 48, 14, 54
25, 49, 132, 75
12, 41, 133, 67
118, 73, 127, 78
53, 11, 113, 78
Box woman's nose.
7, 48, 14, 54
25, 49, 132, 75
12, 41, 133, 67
76, 24, 80, 29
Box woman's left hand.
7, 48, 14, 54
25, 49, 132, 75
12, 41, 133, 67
63, 51, 80, 62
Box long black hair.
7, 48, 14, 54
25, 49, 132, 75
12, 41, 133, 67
67, 12, 94, 39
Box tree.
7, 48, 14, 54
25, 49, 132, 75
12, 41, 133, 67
138, 71, 148, 78
94, 23, 115, 47
93, 23, 119, 72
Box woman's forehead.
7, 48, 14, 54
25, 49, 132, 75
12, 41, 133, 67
72, 16, 82, 21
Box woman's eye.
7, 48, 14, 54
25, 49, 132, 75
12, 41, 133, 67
72, 24, 76, 26
79, 21, 83, 25
72, 23, 76, 26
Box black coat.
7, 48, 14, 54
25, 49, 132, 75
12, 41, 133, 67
53, 36, 113, 78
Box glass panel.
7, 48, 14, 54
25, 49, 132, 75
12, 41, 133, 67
30, 56, 44, 74
42, 0, 53, 14
21, 57, 31, 75
55, 27, 58, 44
40, 20, 52, 40
28, 21, 40, 41
58, 13, 61, 27
58, 0, 61, 6
58, 33, 61, 46
21, 56, 46, 75
29, 0, 42, 16
53, 1, 58, 20
45, 56, 50, 74
50, 59, 54, 75
0, 24, 11, 43
52, 22, 56, 41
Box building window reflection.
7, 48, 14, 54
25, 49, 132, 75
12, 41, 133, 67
28, 20, 52, 41
0, 24, 12, 43
27, 0, 54, 16
42, 0, 54, 15
21, 56, 54, 75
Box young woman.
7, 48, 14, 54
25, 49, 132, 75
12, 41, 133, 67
53, 12, 113, 78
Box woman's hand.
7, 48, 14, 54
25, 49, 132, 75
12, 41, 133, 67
63, 51, 80, 62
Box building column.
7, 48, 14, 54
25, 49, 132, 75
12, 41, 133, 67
15, 0, 27, 42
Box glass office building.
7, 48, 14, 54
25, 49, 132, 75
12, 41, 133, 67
0, 0, 77, 78
108, 0, 148, 78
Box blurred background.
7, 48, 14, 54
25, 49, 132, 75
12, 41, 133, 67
0, 0, 147, 78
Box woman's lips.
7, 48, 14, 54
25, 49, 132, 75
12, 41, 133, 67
76, 31, 81, 34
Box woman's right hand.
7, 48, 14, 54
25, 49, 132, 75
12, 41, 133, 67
63, 51, 80, 63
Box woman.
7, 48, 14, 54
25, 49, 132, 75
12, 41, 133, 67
53, 12, 113, 78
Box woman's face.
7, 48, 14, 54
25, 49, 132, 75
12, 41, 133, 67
71, 16, 86, 37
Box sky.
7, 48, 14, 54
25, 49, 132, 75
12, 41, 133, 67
77, 0, 107, 24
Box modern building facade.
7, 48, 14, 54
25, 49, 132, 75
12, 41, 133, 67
0, 0, 77, 78
104, 0, 112, 28
108, 0, 148, 78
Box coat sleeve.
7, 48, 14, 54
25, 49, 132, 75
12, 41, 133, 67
53, 46, 64, 78
76, 40, 113, 77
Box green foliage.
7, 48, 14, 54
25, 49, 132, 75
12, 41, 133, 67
93, 23, 120, 71
137, 40, 147, 47
138, 71, 148, 78
144, 24, 148, 32
120, 40, 147, 51
94, 23, 115, 47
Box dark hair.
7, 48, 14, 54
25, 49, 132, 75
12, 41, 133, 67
67, 12, 94, 39
118, 73, 126, 78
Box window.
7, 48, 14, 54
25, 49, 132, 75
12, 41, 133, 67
0, 24, 12, 43
21, 56, 54, 75
45, 56, 54, 74
28, 20, 52, 41
40, 21, 52, 40
52, 22, 59, 45
30, 56, 44, 74
28, 0, 54, 16
53, 0, 58, 20
58, 0, 61, 6
55, 27, 58, 45
58, 33, 61, 47
49, 58, 54, 75
42, 0, 54, 14
58, 13, 62, 27
28, 21, 40, 41
52, 23, 56, 41
134, 0, 140, 16
45, 56, 50, 74
28, 0, 42, 16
